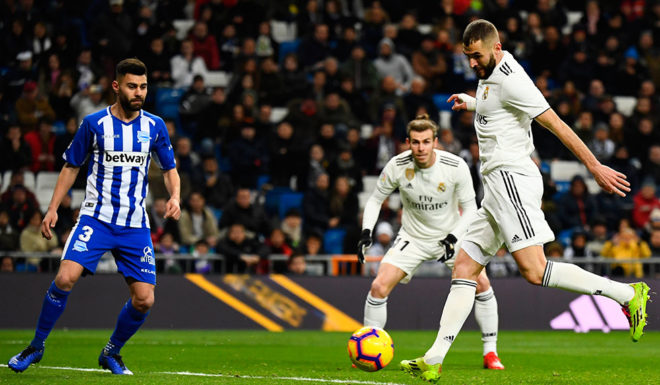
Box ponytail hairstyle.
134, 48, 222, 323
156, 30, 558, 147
406, 113, 439, 138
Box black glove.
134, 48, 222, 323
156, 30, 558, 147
357, 229, 372, 264
438, 234, 457, 262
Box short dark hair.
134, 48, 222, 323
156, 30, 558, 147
115, 58, 147, 80
462, 19, 498, 47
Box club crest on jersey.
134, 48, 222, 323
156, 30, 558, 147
137, 130, 151, 143
438, 182, 446, 192
483, 86, 489, 100
405, 168, 415, 181
73, 240, 88, 252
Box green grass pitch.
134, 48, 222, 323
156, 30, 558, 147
1, 330, 658, 384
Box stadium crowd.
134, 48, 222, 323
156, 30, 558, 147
0, 0, 659, 276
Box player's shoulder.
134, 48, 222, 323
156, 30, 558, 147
435, 149, 465, 168
391, 150, 414, 168
496, 51, 532, 85
141, 110, 164, 127
83, 107, 111, 126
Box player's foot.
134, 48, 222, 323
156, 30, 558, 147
7, 345, 44, 373
622, 282, 650, 342
98, 350, 133, 375
483, 352, 505, 370
400, 357, 441, 383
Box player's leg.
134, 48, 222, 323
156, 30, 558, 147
475, 270, 504, 369
364, 263, 406, 328
512, 245, 648, 341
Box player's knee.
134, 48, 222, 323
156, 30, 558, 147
370, 279, 391, 299
132, 292, 155, 313
519, 267, 543, 286
54, 271, 79, 291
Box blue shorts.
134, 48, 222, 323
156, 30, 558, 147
62, 215, 156, 285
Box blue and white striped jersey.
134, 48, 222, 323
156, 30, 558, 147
64, 107, 176, 228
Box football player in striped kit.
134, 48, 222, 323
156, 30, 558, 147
8, 58, 181, 375
401, 19, 649, 383
358, 114, 504, 371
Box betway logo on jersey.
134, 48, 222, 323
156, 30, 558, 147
104, 151, 148, 167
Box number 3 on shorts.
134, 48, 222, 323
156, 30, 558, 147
78, 226, 93, 242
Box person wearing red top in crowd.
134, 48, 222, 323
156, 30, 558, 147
190, 21, 220, 70
632, 179, 660, 229
23, 117, 55, 172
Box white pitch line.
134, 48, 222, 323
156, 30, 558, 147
1, 364, 408, 385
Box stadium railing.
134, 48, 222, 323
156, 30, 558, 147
3, 252, 660, 278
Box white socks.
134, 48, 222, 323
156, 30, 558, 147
363, 292, 388, 328
424, 279, 476, 365
474, 287, 498, 356
542, 261, 635, 305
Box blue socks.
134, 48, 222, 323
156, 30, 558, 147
104, 299, 148, 356
31, 282, 70, 349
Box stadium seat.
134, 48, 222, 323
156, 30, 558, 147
155, 87, 185, 120
362, 176, 379, 195
439, 110, 452, 130
173, 19, 195, 40
264, 186, 293, 217
432, 93, 453, 111
270, 107, 288, 123
35, 172, 59, 212
358, 191, 370, 210
612, 96, 637, 117
360, 124, 373, 139
557, 228, 574, 247
270, 20, 297, 43
278, 192, 303, 220
23, 171, 36, 192
549, 160, 588, 182
323, 228, 346, 254
256, 175, 271, 190
388, 193, 401, 210
71, 189, 85, 209
278, 39, 301, 65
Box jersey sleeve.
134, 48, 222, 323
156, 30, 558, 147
151, 118, 176, 170
501, 72, 550, 119
62, 118, 93, 166
375, 160, 399, 195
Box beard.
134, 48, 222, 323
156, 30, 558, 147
473, 54, 497, 79
118, 92, 143, 112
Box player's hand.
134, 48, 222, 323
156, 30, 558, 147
447, 93, 476, 111
165, 198, 181, 220
356, 229, 372, 264
591, 163, 630, 197
438, 234, 457, 262
41, 209, 58, 240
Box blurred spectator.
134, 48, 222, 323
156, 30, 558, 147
412, 34, 447, 90
0, 209, 19, 251
1, 256, 13, 272
24, 117, 56, 172
545, 241, 565, 258
286, 253, 307, 275
403, 77, 439, 125
585, 218, 610, 258
606, 145, 640, 195
613, 47, 647, 96
174, 137, 200, 180
265, 227, 293, 273
530, 25, 566, 80
438, 128, 462, 156
255, 56, 284, 106
563, 230, 596, 260
190, 21, 220, 70
365, 120, 400, 174
218, 24, 240, 72
20, 210, 58, 270
281, 208, 303, 249
5, 185, 38, 231
644, 145, 660, 187
626, 117, 658, 164
0, 125, 32, 172
341, 45, 379, 93
142, 37, 172, 86
15, 80, 56, 132
219, 188, 270, 237
255, 21, 278, 59
90, 0, 133, 62
296, 0, 322, 38
148, 197, 181, 244
366, 221, 394, 256
53, 191, 75, 240
301, 231, 324, 256
155, 232, 181, 274
54, 117, 78, 170
333, 25, 358, 62
373, 38, 414, 94
192, 239, 212, 274
196, 87, 231, 144
368, 76, 407, 127
587, 124, 615, 162
632, 179, 660, 229
192, 156, 234, 210
328, 175, 359, 229
269, 121, 304, 188
601, 227, 651, 278
179, 191, 220, 248
649, 227, 660, 256
227, 125, 268, 189
171, 39, 208, 89
47, 70, 76, 121
558, 175, 597, 231
300, 23, 330, 69
281, 53, 310, 101
70, 84, 108, 124
327, 142, 363, 193
5, 51, 37, 104
303, 173, 332, 235
179, 74, 211, 135
216, 223, 269, 273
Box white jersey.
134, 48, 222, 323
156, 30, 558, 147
363, 149, 475, 242
474, 51, 549, 176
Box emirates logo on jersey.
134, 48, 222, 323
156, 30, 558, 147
483, 86, 489, 100
405, 168, 415, 180
437, 182, 446, 192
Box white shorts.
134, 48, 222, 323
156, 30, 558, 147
464, 169, 554, 265
381, 228, 460, 283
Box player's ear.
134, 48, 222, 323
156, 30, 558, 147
112, 80, 120, 92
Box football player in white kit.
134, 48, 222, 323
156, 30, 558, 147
358, 114, 504, 370
401, 19, 650, 383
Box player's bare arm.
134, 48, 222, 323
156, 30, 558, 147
42, 164, 80, 240
162, 168, 181, 220
535, 108, 631, 197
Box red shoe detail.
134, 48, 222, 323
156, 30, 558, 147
483, 352, 505, 370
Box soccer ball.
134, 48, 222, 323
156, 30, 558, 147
347, 326, 394, 372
